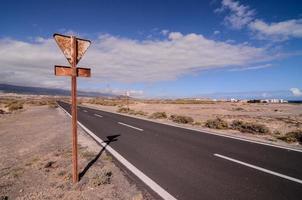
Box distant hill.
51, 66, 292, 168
0, 84, 115, 97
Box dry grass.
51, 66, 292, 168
87, 98, 124, 106
149, 112, 168, 119
230, 120, 270, 135
169, 114, 194, 124
25, 99, 58, 108
128, 110, 148, 116
205, 118, 228, 129
141, 99, 215, 104
91, 168, 113, 186
277, 130, 302, 144
117, 107, 131, 113
0, 105, 148, 200
5, 101, 24, 112
116, 107, 148, 116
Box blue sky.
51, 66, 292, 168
0, 0, 302, 99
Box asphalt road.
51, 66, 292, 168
58, 101, 302, 200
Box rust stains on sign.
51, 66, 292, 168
53, 33, 91, 64
55, 65, 91, 77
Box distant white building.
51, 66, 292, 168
262, 99, 287, 103
230, 98, 238, 102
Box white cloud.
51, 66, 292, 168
290, 88, 302, 97
213, 30, 220, 35
215, 0, 302, 41
249, 19, 302, 41
0, 32, 271, 89
229, 63, 272, 71
216, 0, 255, 29
161, 29, 169, 36
168, 32, 183, 40
100, 87, 144, 97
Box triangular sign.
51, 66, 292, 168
53, 33, 91, 65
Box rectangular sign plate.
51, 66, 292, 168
54, 65, 91, 77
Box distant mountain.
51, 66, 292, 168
0, 84, 115, 97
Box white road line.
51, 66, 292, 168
118, 122, 143, 131
83, 110, 88, 112
94, 114, 103, 118
214, 153, 302, 184
58, 104, 176, 200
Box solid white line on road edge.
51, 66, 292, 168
58, 104, 177, 200
118, 122, 144, 132
214, 153, 302, 184
94, 114, 103, 118
83, 110, 88, 112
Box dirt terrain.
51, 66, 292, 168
130, 102, 302, 133
82, 99, 302, 147
0, 103, 152, 200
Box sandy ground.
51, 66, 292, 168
0, 105, 153, 200
130, 102, 302, 132
83, 101, 302, 148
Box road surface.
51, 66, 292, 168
58, 101, 302, 200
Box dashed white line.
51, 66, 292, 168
118, 122, 143, 131
214, 153, 302, 184
94, 114, 103, 118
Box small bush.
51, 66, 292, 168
230, 120, 270, 135
117, 107, 130, 113
193, 121, 202, 126
205, 118, 228, 129
273, 130, 281, 135
57, 170, 66, 177
232, 107, 245, 111
92, 169, 112, 186
81, 151, 95, 160
128, 110, 148, 116
277, 130, 302, 144
170, 114, 194, 124
149, 112, 167, 119
6, 101, 23, 112
47, 100, 58, 108
88, 98, 121, 106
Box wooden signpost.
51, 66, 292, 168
53, 33, 91, 183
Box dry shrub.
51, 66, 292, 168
149, 112, 167, 119
205, 118, 228, 129
277, 130, 302, 144
193, 121, 202, 126
128, 110, 148, 116
170, 114, 194, 124
91, 169, 112, 186
0, 98, 22, 105
117, 107, 131, 113
232, 107, 245, 111
6, 101, 24, 112
47, 100, 58, 108
26, 99, 58, 108
88, 98, 121, 106
230, 120, 270, 135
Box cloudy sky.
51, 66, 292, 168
0, 0, 301, 99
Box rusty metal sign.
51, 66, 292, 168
54, 33, 91, 64
55, 65, 91, 77
53, 33, 92, 184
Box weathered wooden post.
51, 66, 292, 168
53, 33, 91, 183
